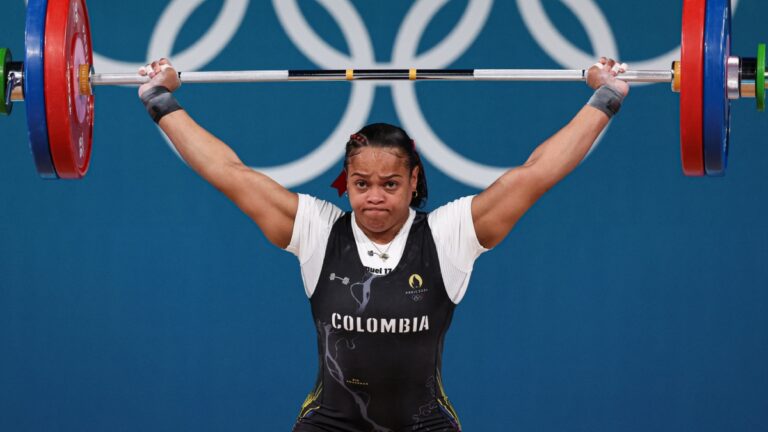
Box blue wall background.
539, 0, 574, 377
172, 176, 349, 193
2, 1, 767, 431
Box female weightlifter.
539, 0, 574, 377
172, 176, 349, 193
137, 57, 629, 432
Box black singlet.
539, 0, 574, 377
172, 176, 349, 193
292, 212, 461, 432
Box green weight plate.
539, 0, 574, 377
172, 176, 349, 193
758, 43, 765, 112
0, 48, 10, 115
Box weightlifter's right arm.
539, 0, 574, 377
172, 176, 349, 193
138, 59, 297, 248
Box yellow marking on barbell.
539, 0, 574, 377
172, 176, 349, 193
346, 69, 354, 80
409, 68, 417, 80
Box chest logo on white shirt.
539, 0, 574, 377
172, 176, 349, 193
406, 274, 428, 302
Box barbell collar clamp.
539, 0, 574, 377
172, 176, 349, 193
727, 56, 741, 99
7, 61, 24, 103
740, 57, 757, 98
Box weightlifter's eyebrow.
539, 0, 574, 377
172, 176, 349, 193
349, 172, 402, 179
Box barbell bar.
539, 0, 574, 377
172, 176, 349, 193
89, 68, 676, 86
6, 65, 765, 98
1, 0, 766, 179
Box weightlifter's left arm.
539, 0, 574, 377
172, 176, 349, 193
137, 59, 297, 249
472, 58, 630, 249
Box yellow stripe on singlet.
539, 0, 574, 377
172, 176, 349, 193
297, 382, 323, 418
436, 369, 462, 428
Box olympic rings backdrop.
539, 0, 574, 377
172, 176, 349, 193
2, 1, 767, 431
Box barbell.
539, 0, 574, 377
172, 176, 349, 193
1, 0, 765, 179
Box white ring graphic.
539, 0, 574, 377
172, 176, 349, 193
255, 82, 375, 186
517, 0, 618, 71
60, 0, 743, 189
392, 0, 515, 188
392, 0, 493, 69
259, 0, 378, 186
272, 0, 375, 68
265, 0, 493, 187
92, 0, 249, 73
518, 0, 740, 75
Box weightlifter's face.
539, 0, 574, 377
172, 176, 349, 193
346, 147, 418, 240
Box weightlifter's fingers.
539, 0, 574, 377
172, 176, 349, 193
611, 62, 629, 75
138, 63, 152, 76
148, 61, 160, 78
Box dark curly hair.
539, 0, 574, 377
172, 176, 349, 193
344, 123, 428, 208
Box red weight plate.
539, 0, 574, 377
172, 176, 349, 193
680, 0, 706, 176
44, 0, 94, 179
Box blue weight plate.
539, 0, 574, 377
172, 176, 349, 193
25, 0, 58, 179
702, 0, 731, 176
